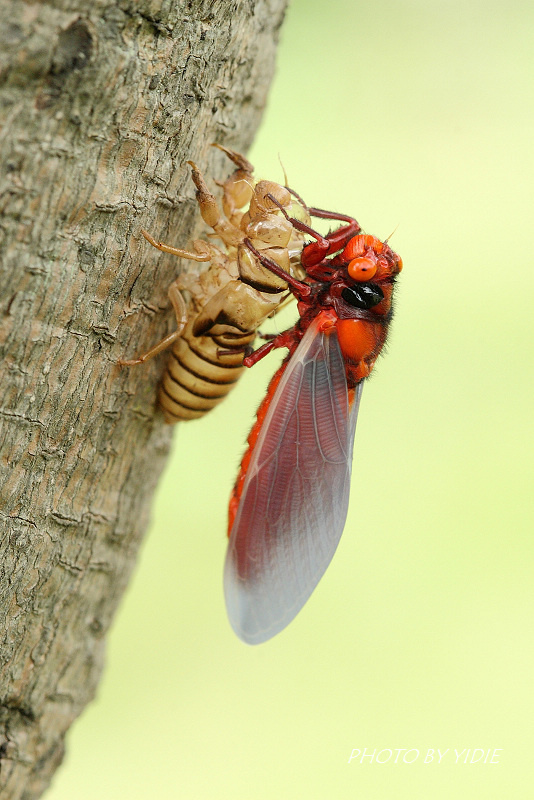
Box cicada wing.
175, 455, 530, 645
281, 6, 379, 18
224, 317, 363, 644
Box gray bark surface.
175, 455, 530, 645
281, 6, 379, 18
0, 1, 288, 796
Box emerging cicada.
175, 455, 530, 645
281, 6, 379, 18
224, 208, 402, 644
120, 146, 315, 421
122, 148, 401, 646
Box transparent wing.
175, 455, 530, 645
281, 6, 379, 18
224, 317, 363, 644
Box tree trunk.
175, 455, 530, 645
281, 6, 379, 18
0, 0, 288, 796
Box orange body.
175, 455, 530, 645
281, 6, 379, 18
336, 318, 386, 381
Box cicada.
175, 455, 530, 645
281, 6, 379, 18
120, 146, 318, 421
224, 205, 402, 644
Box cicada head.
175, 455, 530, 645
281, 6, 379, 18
332, 233, 401, 317
342, 234, 402, 282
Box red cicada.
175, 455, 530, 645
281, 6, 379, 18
224, 205, 402, 644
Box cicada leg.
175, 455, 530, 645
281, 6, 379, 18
211, 144, 255, 225
243, 238, 311, 300
118, 230, 211, 366
242, 326, 298, 368
305, 207, 361, 265
187, 161, 243, 248
118, 282, 188, 366
265, 191, 362, 274
212, 143, 254, 175
140, 229, 212, 262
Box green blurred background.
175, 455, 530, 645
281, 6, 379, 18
48, 0, 533, 797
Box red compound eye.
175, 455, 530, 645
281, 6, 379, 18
347, 257, 377, 281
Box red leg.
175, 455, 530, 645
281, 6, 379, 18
265, 192, 361, 269
302, 208, 361, 266
243, 239, 311, 299
308, 207, 359, 226
243, 326, 298, 368
285, 185, 309, 213
265, 193, 332, 262
243, 339, 276, 367
303, 262, 336, 281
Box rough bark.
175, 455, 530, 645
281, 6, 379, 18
0, 0, 288, 796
